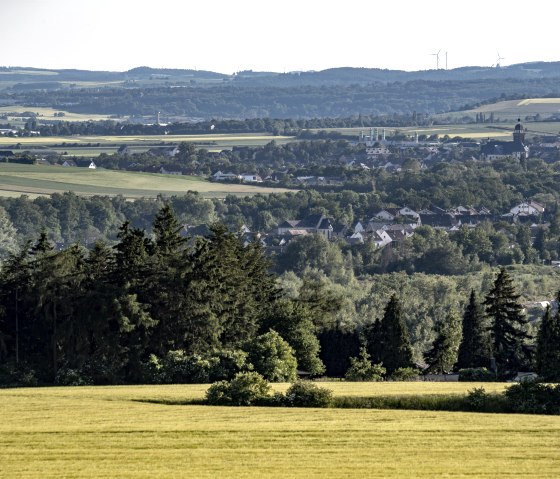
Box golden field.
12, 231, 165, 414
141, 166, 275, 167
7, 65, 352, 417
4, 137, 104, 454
0, 383, 558, 478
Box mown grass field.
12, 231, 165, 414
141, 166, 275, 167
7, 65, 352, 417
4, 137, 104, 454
0, 383, 558, 478
0, 164, 292, 199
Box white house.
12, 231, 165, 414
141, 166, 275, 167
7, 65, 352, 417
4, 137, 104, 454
240, 173, 263, 183
212, 171, 240, 181
510, 201, 545, 216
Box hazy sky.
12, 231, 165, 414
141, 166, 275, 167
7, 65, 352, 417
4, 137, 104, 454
2, 0, 558, 73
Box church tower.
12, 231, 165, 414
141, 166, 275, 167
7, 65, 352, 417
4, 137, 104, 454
513, 118, 525, 144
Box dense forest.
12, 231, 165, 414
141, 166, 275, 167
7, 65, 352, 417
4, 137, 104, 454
5, 79, 560, 118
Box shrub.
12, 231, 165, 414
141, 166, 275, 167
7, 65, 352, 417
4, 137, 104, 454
466, 387, 490, 411
283, 381, 333, 408
458, 368, 496, 382
55, 367, 93, 386
345, 347, 386, 381
245, 330, 298, 382
142, 349, 249, 384
505, 381, 560, 415
0, 362, 38, 387
206, 372, 271, 406
390, 367, 420, 381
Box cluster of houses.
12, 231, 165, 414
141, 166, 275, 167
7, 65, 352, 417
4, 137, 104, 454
180, 200, 547, 254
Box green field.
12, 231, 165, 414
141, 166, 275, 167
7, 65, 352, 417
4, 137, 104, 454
0, 164, 292, 199
0, 383, 558, 478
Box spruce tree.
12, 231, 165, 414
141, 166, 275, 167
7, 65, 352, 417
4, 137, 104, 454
536, 293, 560, 381
152, 204, 185, 257
424, 311, 462, 374
457, 290, 492, 369
374, 295, 414, 374
484, 268, 530, 374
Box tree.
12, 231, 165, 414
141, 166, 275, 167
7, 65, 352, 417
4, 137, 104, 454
457, 290, 492, 369
424, 311, 462, 374
484, 268, 531, 374
367, 295, 414, 374
0, 207, 19, 261
345, 347, 386, 381
152, 204, 185, 258
245, 330, 297, 382
535, 294, 560, 381
261, 299, 325, 376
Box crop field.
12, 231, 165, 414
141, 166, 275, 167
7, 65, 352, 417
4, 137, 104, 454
440, 98, 560, 121
0, 164, 292, 199
0, 383, 558, 478
310, 121, 560, 140
0, 132, 295, 154
0, 106, 118, 123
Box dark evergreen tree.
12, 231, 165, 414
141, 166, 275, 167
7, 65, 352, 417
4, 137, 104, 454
484, 268, 531, 374
318, 327, 360, 377
536, 294, 560, 381
152, 203, 185, 257
457, 290, 492, 369
424, 311, 462, 374
368, 295, 414, 374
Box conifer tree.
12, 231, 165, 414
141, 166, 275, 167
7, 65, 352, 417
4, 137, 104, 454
536, 293, 560, 381
484, 268, 530, 374
457, 290, 492, 369
424, 311, 462, 374
152, 204, 185, 258
370, 295, 414, 374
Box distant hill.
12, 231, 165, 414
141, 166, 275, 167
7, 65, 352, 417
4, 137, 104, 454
2, 61, 560, 87
2, 62, 560, 119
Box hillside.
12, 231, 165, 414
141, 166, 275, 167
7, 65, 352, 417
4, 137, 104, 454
0, 164, 292, 199
2, 62, 560, 119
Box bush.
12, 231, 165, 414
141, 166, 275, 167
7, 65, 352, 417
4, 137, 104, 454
505, 381, 560, 415
205, 372, 271, 406
390, 367, 420, 381
142, 349, 249, 384
345, 348, 386, 381
55, 367, 93, 386
245, 330, 298, 382
466, 387, 490, 411
458, 368, 496, 382
0, 362, 38, 387
283, 381, 333, 408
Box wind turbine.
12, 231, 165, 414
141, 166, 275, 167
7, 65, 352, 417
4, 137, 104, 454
430, 49, 442, 70
495, 51, 505, 68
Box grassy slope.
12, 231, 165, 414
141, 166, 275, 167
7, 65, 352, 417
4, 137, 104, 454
1, 383, 559, 478
0, 164, 293, 198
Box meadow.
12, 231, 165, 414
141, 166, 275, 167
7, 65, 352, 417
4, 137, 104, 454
0, 164, 292, 199
0, 383, 558, 478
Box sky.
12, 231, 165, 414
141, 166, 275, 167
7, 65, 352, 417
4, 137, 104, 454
1, 0, 558, 74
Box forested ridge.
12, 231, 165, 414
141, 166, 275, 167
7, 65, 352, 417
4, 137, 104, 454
6, 79, 560, 118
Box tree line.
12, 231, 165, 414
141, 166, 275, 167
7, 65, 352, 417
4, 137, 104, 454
0, 205, 558, 386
